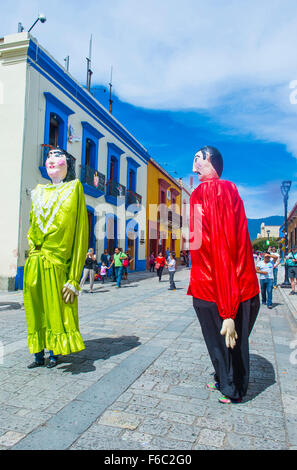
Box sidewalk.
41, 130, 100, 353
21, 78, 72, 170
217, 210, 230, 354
0, 268, 296, 450
275, 265, 297, 327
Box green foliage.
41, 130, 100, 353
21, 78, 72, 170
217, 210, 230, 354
252, 237, 279, 252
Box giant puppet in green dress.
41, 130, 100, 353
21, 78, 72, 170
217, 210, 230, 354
23, 148, 88, 368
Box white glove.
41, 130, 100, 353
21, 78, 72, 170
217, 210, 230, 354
220, 319, 238, 349
62, 286, 75, 304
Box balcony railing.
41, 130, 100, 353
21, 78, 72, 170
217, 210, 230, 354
81, 165, 106, 193
106, 179, 126, 198
126, 189, 142, 206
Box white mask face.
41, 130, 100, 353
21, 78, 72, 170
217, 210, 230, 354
46, 150, 67, 183
192, 150, 219, 182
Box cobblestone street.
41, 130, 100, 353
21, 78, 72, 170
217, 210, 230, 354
0, 268, 296, 450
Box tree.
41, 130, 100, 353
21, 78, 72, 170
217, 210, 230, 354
251, 237, 279, 252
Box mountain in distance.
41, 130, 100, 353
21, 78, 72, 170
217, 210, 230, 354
247, 216, 284, 241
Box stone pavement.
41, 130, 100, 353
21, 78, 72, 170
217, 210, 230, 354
0, 268, 296, 450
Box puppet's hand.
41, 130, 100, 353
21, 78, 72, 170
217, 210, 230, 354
220, 319, 238, 349
62, 285, 75, 304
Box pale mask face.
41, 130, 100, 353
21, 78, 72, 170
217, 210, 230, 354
46, 150, 67, 183
192, 150, 219, 182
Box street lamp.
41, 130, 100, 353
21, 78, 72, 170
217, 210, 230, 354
281, 180, 292, 288
28, 13, 47, 32
18, 13, 47, 34
267, 229, 270, 244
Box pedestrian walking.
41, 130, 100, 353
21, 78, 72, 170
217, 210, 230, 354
269, 246, 281, 288
80, 248, 97, 293
122, 250, 133, 280
285, 246, 297, 295
149, 252, 155, 272
108, 253, 116, 281
167, 253, 176, 290
256, 252, 278, 308
155, 252, 166, 282
109, 248, 128, 288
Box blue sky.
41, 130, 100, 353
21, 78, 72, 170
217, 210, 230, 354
2, 0, 297, 217
95, 92, 297, 217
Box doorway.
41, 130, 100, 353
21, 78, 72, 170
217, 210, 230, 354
127, 234, 135, 270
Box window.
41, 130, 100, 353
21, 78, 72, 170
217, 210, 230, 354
85, 138, 96, 168
106, 143, 125, 204
49, 113, 60, 147
110, 157, 117, 182
43, 92, 74, 150
128, 169, 136, 191
41, 93, 74, 178
81, 122, 103, 170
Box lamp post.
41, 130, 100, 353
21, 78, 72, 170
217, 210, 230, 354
28, 13, 47, 32
281, 180, 292, 288
18, 14, 47, 33
267, 229, 270, 247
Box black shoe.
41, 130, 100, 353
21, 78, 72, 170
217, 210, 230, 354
47, 359, 58, 369
267, 306, 272, 309
289, 291, 295, 295
27, 360, 44, 369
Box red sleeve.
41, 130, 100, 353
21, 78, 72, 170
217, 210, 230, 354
207, 181, 242, 320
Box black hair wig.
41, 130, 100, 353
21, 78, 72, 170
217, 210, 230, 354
197, 145, 223, 178
47, 147, 76, 181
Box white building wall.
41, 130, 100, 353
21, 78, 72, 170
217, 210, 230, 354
0, 34, 28, 289
1, 33, 148, 288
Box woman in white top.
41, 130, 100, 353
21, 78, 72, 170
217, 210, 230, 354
167, 253, 176, 291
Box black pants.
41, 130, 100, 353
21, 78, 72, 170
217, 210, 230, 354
149, 264, 155, 272
193, 294, 260, 400
157, 266, 164, 281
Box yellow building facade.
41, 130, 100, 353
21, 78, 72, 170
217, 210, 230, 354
146, 158, 181, 267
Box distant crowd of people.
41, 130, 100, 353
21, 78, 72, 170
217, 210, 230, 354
254, 245, 297, 308
79, 244, 297, 301
80, 247, 134, 292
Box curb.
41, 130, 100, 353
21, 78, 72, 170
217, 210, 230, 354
277, 286, 297, 330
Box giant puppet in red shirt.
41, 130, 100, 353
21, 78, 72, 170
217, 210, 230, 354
188, 146, 260, 403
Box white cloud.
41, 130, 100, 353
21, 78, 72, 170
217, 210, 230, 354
236, 181, 297, 218
180, 175, 296, 219
3, 0, 297, 158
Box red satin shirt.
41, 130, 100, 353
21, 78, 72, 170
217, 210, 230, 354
187, 179, 259, 320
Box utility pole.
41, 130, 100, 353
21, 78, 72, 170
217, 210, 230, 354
281, 180, 292, 288
86, 35, 93, 91
109, 66, 113, 114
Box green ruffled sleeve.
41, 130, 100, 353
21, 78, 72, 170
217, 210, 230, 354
65, 180, 89, 294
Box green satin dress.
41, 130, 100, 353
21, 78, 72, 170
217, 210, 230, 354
23, 179, 89, 356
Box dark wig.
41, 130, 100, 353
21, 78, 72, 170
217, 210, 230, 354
197, 145, 223, 178
47, 147, 76, 181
